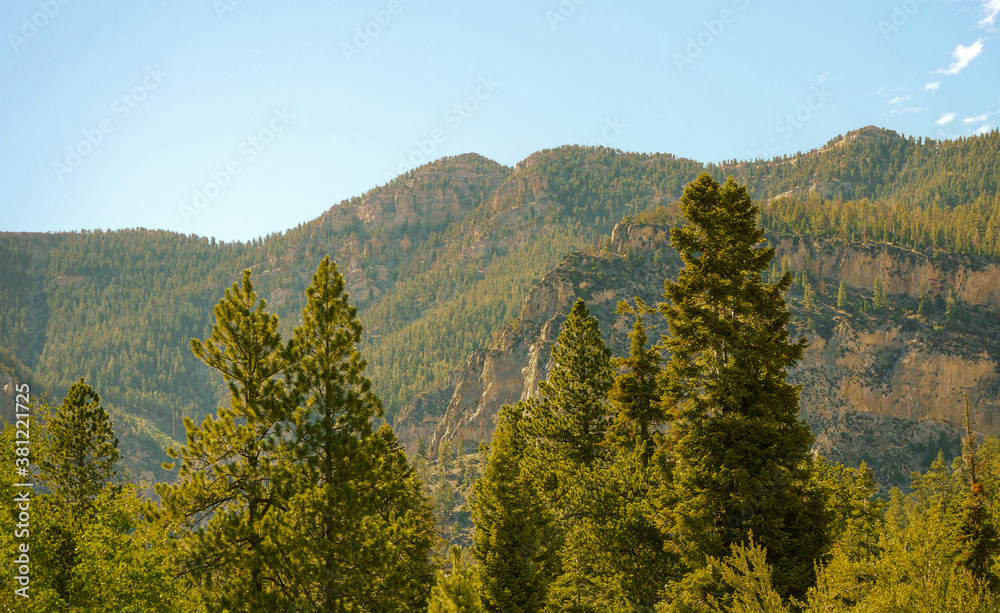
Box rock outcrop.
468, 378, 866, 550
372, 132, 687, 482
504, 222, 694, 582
394, 223, 1000, 489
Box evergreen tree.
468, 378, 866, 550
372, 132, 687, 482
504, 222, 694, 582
607, 299, 663, 464
657, 173, 828, 599
153, 270, 292, 612
35, 379, 121, 603
427, 547, 485, 613
836, 280, 849, 310
803, 280, 816, 311
473, 402, 559, 613
946, 291, 960, 323
278, 255, 435, 611
39, 378, 120, 512
953, 394, 999, 589
527, 298, 615, 469
872, 277, 890, 311
917, 282, 931, 316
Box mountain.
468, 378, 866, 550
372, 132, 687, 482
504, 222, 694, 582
395, 222, 1000, 489
1, 126, 999, 482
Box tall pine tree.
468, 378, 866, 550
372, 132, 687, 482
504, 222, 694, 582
526, 298, 615, 469
473, 401, 559, 613
277, 255, 434, 611
36, 379, 121, 604
153, 270, 292, 612
39, 378, 120, 511
657, 174, 829, 600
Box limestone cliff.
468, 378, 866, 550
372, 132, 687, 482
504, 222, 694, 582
394, 223, 1000, 489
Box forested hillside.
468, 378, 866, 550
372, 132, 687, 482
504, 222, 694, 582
6, 172, 1000, 611
1, 126, 999, 479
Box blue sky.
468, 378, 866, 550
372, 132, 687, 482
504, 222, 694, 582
2, 0, 998, 242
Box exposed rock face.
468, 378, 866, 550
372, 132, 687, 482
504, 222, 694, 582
392, 383, 456, 456
394, 223, 1000, 489
396, 229, 682, 457
773, 235, 1000, 309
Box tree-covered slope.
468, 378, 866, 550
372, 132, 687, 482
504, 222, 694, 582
1, 126, 999, 477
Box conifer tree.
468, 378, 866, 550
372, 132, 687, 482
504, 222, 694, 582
153, 270, 292, 612
39, 378, 120, 511
954, 394, 999, 589
36, 379, 121, 603
527, 298, 615, 468
473, 401, 559, 613
946, 290, 960, 323
836, 280, 849, 310
607, 299, 663, 464
277, 255, 434, 611
658, 174, 828, 599
427, 547, 485, 613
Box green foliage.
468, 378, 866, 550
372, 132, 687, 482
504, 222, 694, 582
473, 403, 559, 613
708, 540, 790, 613
528, 299, 615, 469
39, 378, 121, 512
152, 270, 291, 611
428, 547, 485, 613
658, 174, 828, 599
607, 300, 663, 461
836, 280, 849, 310
278, 256, 434, 610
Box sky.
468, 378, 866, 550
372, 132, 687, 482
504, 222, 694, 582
1, 0, 998, 242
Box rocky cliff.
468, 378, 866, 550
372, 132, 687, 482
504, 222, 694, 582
394, 223, 1000, 489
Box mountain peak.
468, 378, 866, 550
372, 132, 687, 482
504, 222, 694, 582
822, 125, 903, 151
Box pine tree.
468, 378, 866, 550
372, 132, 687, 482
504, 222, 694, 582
946, 290, 960, 323
836, 280, 849, 310
278, 255, 435, 611
954, 393, 999, 589
39, 378, 120, 511
427, 547, 485, 613
35, 379, 121, 604
917, 282, 931, 316
527, 298, 615, 469
473, 402, 559, 613
803, 280, 816, 311
152, 270, 292, 612
607, 299, 663, 465
658, 174, 828, 599
872, 277, 890, 311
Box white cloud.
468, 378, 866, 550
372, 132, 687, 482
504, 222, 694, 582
981, 0, 1000, 26
888, 107, 928, 115
936, 112, 956, 125
890, 95, 912, 104
940, 40, 984, 74
925, 81, 941, 91
976, 124, 993, 134
965, 114, 989, 123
